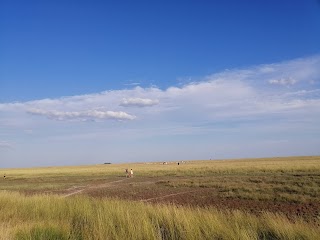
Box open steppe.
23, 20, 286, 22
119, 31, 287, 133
1, 156, 320, 239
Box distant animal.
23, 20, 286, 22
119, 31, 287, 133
3, 174, 6, 179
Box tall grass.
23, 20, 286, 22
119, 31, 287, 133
0, 191, 319, 240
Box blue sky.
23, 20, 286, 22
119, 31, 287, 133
1, 1, 320, 167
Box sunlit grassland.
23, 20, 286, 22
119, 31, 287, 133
0, 164, 123, 192
0, 191, 319, 240
1, 156, 319, 204
0, 156, 320, 239
2, 156, 319, 178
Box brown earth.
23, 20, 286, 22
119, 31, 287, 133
24, 176, 319, 224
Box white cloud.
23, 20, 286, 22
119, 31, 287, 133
0, 55, 320, 167
1, 55, 320, 125
120, 98, 159, 107
269, 77, 297, 86
27, 109, 136, 121
0, 141, 12, 149
259, 66, 275, 73
0, 55, 319, 125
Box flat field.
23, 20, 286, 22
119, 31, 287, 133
1, 156, 320, 239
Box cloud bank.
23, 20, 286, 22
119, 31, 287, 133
0, 55, 319, 167
1, 55, 319, 124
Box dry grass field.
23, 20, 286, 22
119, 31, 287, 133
1, 156, 320, 239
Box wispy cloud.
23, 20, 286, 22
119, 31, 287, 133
269, 77, 297, 86
120, 98, 159, 107
27, 109, 136, 121
0, 141, 13, 149
124, 82, 141, 86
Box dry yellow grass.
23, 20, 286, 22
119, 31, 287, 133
0, 191, 319, 240
1, 156, 320, 239
2, 155, 319, 178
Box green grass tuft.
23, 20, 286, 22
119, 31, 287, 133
15, 226, 68, 240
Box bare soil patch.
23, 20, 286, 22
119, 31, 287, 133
36, 175, 319, 224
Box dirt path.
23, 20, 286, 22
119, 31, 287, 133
58, 177, 320, 224
62, 178, 196, 203
63, 187, 87, 197
62, 178, 128, 197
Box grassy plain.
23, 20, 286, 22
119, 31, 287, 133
0, 156, 320, 239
